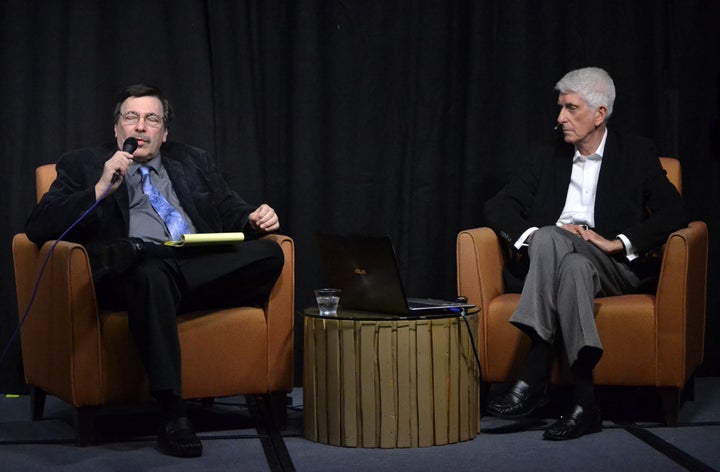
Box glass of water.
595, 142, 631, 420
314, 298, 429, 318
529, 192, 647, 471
314, 288, 341, 316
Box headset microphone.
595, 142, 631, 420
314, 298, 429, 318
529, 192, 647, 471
112, 137, 139, 184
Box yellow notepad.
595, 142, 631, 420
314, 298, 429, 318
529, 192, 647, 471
163, 232, 245, 247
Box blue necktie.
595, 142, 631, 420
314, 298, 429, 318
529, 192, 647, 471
139, 165, 191, 241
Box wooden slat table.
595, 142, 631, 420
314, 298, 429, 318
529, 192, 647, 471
303, 307, 480, 448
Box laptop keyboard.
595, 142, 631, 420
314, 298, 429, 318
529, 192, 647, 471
407, 297, 458, 308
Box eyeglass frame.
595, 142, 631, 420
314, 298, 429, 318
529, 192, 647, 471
116, 111, 166, 128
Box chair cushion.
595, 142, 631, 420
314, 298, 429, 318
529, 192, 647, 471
484, 294, 659, 386
95, 307, 270, 403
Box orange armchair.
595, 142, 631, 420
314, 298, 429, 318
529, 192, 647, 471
456, 158, 707, 425
13, 164, 295, 443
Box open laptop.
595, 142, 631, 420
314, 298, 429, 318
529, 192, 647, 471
316, 233, 475, 315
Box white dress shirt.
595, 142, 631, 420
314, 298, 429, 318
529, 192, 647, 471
515, 129, 636, 260
556, 129, 607, 227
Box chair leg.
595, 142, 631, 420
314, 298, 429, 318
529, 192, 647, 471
266, 392, 289, 430
659, 387, 680, 426
479, 382, 491, 415
75, 407, 98, 446
30, 386, 47, 421
682, 375, 696, 402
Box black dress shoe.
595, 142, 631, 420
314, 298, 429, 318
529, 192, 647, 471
157, 417, 203, 458
86, 237, 145, 279
543, 404, 602, 440
486, 380, 548, 418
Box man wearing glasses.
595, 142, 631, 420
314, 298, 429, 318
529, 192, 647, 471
25, 84, 284, 458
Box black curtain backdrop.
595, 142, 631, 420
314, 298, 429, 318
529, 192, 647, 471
1, 0, 718, 391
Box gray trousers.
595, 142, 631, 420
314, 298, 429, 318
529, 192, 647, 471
510, 226, 641, 367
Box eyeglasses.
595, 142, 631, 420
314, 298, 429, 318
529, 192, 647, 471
117, 111, 165, 128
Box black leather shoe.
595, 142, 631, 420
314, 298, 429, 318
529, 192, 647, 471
157, 417, 203, 458
543, 404, 602, 440
486, 380, 548, 418
86, 237, 145, 279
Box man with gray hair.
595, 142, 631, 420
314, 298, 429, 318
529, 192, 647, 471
483, 67, 688, 440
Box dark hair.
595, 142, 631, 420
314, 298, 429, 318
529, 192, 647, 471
113, 84, 173, 128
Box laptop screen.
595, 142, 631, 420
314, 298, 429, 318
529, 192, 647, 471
316, 233, 410, 314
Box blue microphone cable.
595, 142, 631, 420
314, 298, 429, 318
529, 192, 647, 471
0, 180, 116, 367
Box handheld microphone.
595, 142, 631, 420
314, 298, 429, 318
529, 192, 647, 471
112, 137, 139, 184
123, 137, 139, 153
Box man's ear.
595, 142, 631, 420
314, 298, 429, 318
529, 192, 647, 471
594, 105, 608, 126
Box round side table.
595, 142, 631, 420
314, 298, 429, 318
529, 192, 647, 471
302, 307, 480, 448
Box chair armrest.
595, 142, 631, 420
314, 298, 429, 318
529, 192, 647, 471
456, 227, 506, 314
655, 221, 708, 384
12, 234, 103, 404
261, 234, 295, 391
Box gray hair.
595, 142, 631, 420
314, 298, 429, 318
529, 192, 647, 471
555, 67, 616, 120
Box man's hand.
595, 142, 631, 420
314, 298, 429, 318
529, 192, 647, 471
249, 204, 280, 233
561, 224, 624, 255
95, 150, 134, 200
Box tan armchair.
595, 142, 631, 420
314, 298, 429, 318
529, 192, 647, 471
456, 158, 707, 425
13, 164, 295, 443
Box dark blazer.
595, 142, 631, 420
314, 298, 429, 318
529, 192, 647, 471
26, 141, 261, 246
484, 129, 689, 259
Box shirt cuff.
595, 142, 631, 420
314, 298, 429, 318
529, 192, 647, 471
617, 234, 638, 261
514, 227, 539, 250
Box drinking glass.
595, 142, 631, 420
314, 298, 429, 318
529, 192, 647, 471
314, 288, 341, 316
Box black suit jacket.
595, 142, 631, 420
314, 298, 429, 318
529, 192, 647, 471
484, 129, 688, 259
26, 141, 261, 246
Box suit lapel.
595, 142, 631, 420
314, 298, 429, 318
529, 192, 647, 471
111, 183, 130, 229
553, 142, 573, 197
161, 150, 202, 229
595, 129, 619, 212
593, 129, 622, 231
547, 140, 574, 218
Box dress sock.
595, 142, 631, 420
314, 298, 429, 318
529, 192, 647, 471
518, 337, 553, 386
154, 390, 188, 421
571, 347, 601, 408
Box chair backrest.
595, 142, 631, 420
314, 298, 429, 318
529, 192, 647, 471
659, 157, 681, 195
35, 164, 57, 203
